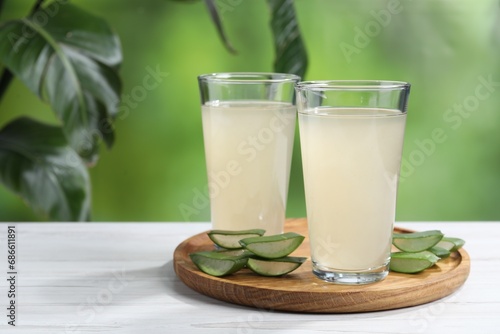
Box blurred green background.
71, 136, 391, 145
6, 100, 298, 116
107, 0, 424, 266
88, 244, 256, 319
1, 0, 499, 221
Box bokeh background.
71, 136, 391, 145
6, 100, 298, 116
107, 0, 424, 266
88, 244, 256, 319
1, 0, 499, 221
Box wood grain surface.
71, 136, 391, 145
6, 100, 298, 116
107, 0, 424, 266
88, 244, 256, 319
173, 218, 470, 313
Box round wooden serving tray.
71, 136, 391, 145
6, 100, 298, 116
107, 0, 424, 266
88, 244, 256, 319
173, 218, 470, 313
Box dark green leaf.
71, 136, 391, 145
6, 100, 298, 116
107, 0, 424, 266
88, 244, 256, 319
0, 117, 91, 221
0, 3, 122, 163
267, 0, 308, 78
204, 0, 237, 54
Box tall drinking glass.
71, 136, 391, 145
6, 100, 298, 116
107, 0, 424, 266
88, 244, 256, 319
296, 80, 410, 284
198, 73, 300, 235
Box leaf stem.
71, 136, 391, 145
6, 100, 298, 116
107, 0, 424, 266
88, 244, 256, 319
0, 0, 5, 17
31, 0, 45, 15
0, 69, 13, 102
203, 0, 237, 55
0, 0, 46, 104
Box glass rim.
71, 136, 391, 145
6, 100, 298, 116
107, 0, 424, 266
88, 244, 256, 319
198, 72, 301, 84
296, 80, 410, 90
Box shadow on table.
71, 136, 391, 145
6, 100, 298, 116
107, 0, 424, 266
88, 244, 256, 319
34, 260, 466, 332
163, 260, 467, 332
163, 259, 235, 307
37, 259, 251, 310
40, 259, 466, 322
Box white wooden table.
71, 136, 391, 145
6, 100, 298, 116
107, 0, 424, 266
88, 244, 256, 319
0, 222, 498, 334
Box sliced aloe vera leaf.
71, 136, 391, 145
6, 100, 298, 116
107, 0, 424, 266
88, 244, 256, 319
247, 256, 307, 276
429, 246, 451, 259
216, 249, 253, 258
189, 251, 248, 277
437, 237, 465, 252
392, 230, 444, 253
390, 251, 440, 274
208, 229, 266, 249
434, 239, 455, 252
239, 232, 305, 259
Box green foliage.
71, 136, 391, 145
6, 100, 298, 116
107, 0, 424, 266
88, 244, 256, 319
197, 0, 309, 77
0, 2, 122, 220
0, 117, 90, 221
268, 0, 308, 78
203, 0, 237, 54
0, 3, 122, 162
1, 0, 499, 222
0, 0, 307, 221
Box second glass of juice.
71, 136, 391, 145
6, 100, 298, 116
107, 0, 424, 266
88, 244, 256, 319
296, 80, 410, 284
198, 73, 300, 235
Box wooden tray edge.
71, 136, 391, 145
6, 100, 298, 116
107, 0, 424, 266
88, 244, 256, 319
173, 223, 471, 313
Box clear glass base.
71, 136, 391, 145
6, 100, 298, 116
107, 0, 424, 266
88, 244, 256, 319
312, 262, 389, 285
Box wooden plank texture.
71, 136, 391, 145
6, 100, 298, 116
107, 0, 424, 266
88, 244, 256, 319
0, 221, 497, 334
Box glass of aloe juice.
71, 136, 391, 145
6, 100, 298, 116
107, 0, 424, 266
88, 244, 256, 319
198, 73, 300, 235
296, 80, 411, 284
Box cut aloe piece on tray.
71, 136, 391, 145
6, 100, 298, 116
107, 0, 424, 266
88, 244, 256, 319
433, 239, 454, 252
436, 237, 465, 252
247, 256, 307, 276
429, 246, 451, 258
189, 251, 248, 277
239, 232, 305, 259
216, 249, 253, 257
208, 229, 266, 249
392, 230, 444, 253
390, 251, 440, 274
